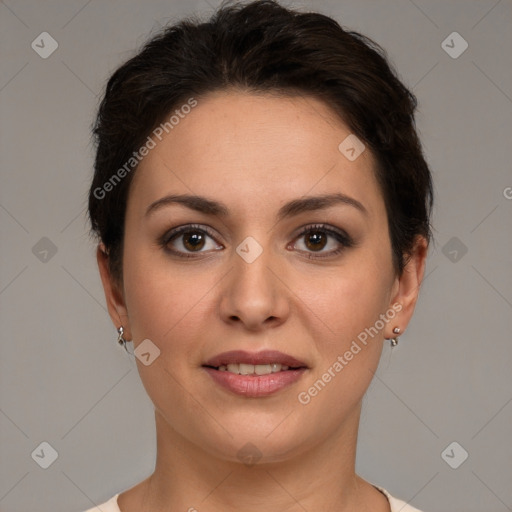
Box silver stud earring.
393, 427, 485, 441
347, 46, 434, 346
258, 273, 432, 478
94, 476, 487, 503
117, 326, 128, 352
390, 327, 401, 347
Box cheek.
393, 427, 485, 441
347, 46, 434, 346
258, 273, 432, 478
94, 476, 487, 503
295, 250, 393, 391
300, 257, 392, 345
121, 251, 217, 411
122, 245, 218, 355
293, 275, 389, 416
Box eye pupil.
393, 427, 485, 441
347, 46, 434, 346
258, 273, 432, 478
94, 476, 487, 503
305, 231, 327, 251
183, 231, 205, 251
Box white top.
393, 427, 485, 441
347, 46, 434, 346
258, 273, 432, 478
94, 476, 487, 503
83, 485, 423, 511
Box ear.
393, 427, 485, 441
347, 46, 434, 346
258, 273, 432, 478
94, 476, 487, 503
96, 243, 132, 341
386, 236, 428, 339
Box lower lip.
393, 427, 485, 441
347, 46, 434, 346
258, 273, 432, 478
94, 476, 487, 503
203, 367, 307, 398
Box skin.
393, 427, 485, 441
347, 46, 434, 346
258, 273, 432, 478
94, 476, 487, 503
97, 90, 427, 512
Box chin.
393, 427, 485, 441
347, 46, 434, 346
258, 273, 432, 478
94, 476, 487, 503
190, 416, 316, 465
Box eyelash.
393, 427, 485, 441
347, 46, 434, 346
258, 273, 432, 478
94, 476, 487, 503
159, 223, 354, 260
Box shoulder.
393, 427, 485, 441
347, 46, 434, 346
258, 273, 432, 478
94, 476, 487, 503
375, 486, 424, 512
82, 494, 120, 512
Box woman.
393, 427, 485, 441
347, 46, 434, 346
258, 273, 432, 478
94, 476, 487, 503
86, 1, 433, 510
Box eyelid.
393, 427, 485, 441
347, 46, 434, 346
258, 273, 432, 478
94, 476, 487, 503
161, 223, 219, 241
293, 223, 352, 243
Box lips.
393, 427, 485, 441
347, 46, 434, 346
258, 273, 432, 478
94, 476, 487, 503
203, 350, 308, 369
202, 350, 308, 398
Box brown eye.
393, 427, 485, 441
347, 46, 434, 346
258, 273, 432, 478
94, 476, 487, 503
161, 224, 222, 258
304, 231, 328, 251
182, 231, 206, 251
292, 224, 354, 259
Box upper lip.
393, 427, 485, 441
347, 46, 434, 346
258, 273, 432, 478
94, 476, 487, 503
203, 350, 308, 368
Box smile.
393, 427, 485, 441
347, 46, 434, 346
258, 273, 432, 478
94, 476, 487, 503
215, 363, 291, 375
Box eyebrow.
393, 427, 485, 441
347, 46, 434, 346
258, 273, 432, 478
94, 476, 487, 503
145, 192, 368, 220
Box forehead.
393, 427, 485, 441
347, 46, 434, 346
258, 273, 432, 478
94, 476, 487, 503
128, 90, 383, 219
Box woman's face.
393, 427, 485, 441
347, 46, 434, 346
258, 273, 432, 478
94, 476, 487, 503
99, 90, 425, 463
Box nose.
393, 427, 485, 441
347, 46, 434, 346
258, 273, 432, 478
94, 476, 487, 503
219, 243, 290, 331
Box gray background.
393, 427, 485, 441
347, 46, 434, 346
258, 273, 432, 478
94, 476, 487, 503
1, 0, 511, 511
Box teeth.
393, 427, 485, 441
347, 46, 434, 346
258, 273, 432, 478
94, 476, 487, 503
218, 363, 290, 375
239, 363, 254, 375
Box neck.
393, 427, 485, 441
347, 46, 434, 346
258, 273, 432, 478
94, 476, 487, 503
136, 403, 384, 512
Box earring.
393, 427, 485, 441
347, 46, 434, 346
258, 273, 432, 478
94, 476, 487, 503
390, 327, 401, 347
117, 326, 128, 352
